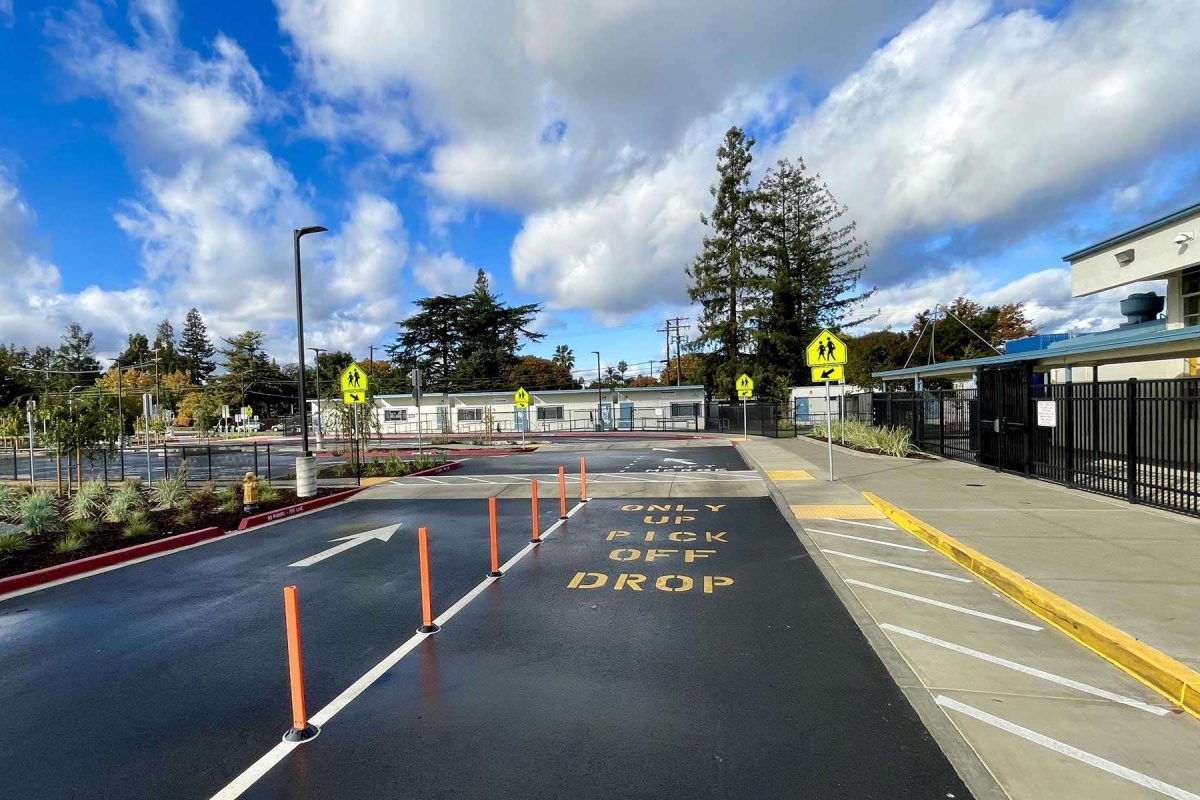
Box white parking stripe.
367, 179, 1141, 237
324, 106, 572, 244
844, 579, 1042, 630
458, 476, 496, 484
822, 549, 972, 582
808, 529, 925, 551
936, 696, 1199, 799
416, 476, 449, 484
882, 625, 1168, 715
823, 518, 898, 531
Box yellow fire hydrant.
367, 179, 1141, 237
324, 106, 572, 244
243, 472, 261, 512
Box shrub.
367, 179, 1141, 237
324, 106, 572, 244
105, 486, 146, 524
19, 490, 62, 537
68, 481, 108, 521
216, 485, 242, 514
121, 477, 144, 491
150, 467, 189, 511
0, 485, 22, 522
53, 531, 88, 554
257, 481, 280, 503
810, 420, 912, 458
190, 481, 218, 505
0, 530, 30, 557
67, 518, 100, 538
121, 511, 154, 539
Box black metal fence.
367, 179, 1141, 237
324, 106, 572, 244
872, 378, 1200, 518
705, 402, 798, 438
6, 442, 294, 488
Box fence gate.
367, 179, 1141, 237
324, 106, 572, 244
978, 365, 1034, 473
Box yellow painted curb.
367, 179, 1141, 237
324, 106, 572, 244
862, 491, 1200, 720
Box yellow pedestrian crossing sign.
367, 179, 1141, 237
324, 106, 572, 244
811, 365, 844, 383
736, 373, 754, 399
805, 329, 847, 367
339, 362, 369, 395
514, 387, 530, 409
343, 391, 366, 405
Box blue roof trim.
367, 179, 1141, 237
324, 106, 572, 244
872, 323, 1200, 379
1062, 201, 1200, 262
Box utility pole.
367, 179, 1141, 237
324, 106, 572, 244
659, 319, 673, 383
671, 317, 689, 386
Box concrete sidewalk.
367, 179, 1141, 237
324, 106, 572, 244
736, 434, 1200, 672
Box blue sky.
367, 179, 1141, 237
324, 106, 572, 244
1, 0, 1198, 382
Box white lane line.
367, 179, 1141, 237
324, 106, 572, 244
458, 475, 497, 484
883, 625, 1168, 715
823, 518, 898, 531
416, 476, 449, 484
822, 549, 972, 583
844, 579, 1042, 631
210, 501, 588, 800
936, 696, 1199, 799
808, 529, 925, 552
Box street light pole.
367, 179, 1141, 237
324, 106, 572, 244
293, 225, 328, 497
308, 347, 326, 449
592, 351, 602, 431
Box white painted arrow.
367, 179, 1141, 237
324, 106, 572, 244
289, 524, 401, 568
662, 457, 697, 465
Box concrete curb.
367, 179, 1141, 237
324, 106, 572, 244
863, 490, 1200, 721
237, 487, 366, 530
0, 526, 225, 595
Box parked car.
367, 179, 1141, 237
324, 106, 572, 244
238, 421, 264, 432
271, 423, 299, 434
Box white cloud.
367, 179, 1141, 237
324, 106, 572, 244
410, 248, 482, 296
772, 0, 1200, 265
853, 265, 1168, 335
40, 0, 409, 359
276, 0, 928, 211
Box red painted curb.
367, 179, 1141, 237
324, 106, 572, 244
0, 526, 225, 596
237, 487, 366, 530
406, 461, 461, 477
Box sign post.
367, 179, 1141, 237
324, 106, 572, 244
142, 392, 154, 481
514, 387, 530, 447
805, 329, 849, 482
26, 399, 36, 488
410, 368, 423, 455
736, 374, 754, 439
339, 363, 370, 488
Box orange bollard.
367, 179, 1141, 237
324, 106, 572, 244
580, 456, 588, 502
558, 466, 568, 519
530, 479, 541, 543
488, 496, 502, 577
418, 526, 439, 632
282, 585, 319, 742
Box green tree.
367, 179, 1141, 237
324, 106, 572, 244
217, 331, 270, 410
179, 308, 216, 384
153, 319, 185, 375
53, 322, 102, 385
552, 345, 575, 371
844, 330, 913, 389
912, 298, 1037, 364
118, 333, 152, 368
506, 356, 577, 390
388, 295, 463, 392
687, 126, 760, 402
752, 158, 874, 387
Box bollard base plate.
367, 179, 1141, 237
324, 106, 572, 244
418, 623, 440, 634
488, 570, 503, 578
283, 724, 320, 743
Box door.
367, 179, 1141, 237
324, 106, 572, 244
794, 397, 810, 425
979, 366, 1031, 472
619, 402, 634, 430
514, 408, 528, 433
601, 403, 613, 431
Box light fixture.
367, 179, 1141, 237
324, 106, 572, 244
1173, 232, 1194, 245
1115, 248, 1135, 266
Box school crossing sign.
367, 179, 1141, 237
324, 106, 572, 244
514, 387, 530, 409
805, 329, 847, 368
736, 374, 754, 399
340, 362, 369, 405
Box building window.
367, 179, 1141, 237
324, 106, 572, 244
1184, 266, 1200, 327
457, 407, 483, 422
536, 405, 564, 420
669, 402, 700, 417
384, 409, 408, 421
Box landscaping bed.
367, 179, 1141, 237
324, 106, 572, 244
807, 420, 926, 459
0, 479, 344, 580
316, 454, 448, 479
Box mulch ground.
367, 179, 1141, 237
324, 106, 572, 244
0, 487, 345, 580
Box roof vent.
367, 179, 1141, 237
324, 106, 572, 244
1119, 291, 1164, 327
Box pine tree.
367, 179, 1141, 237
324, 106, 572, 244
118, 333, 152, 368
179, 308, 216, 384
54, 322, 102, 385
217, 331, 270, 409
687, 127, 760, 402
153, 319, 185, 374
752, 157, 873, 387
